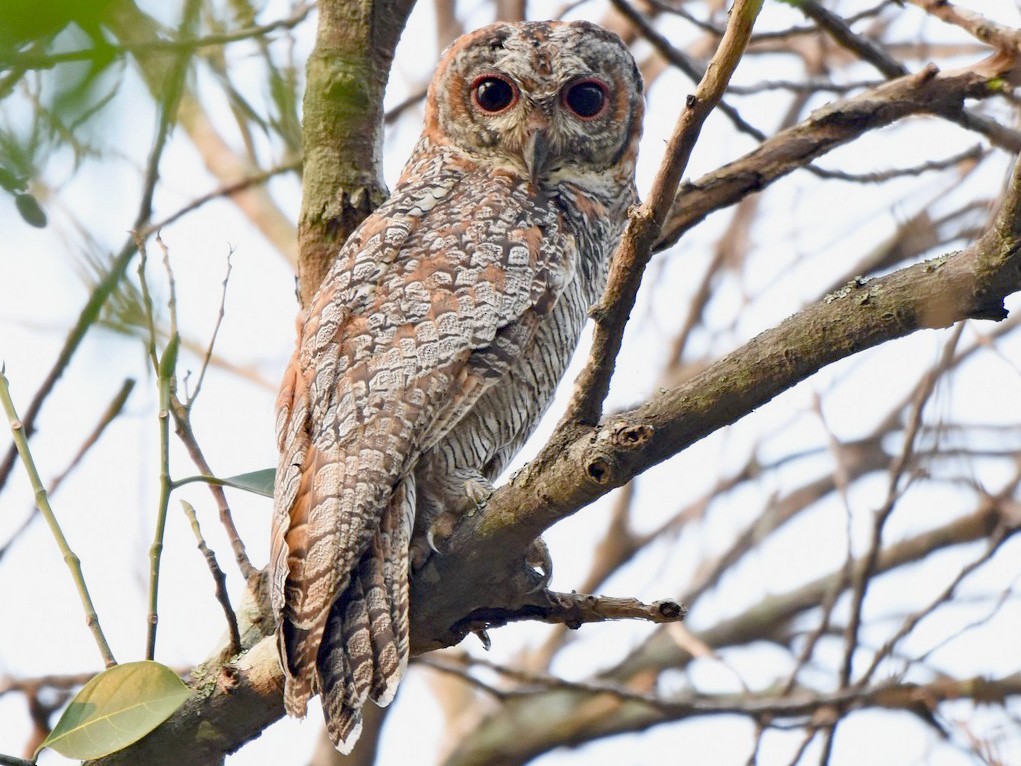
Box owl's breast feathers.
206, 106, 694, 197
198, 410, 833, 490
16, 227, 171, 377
270, 151, 582, 743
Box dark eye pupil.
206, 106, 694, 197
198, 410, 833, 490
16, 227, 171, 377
475, 78, 514, 112
565, 83, 605, 118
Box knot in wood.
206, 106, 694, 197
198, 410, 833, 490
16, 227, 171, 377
612, 422, 653, 449
585, 456, 612, 485
654, 600, 687, 621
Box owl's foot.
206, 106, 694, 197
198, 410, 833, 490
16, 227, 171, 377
463, 476, 494, 508
410, 470, 496, 571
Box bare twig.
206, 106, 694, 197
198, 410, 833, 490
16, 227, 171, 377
907, 0, 1021, 53
181, 501, 241, 655
809, 144, 985, 183
797, 0, 907, 79
0, 369, 116, 667
453, 592, 685, 639
839, 322, 964, 686
565, 0, 764, 426
610, 0, 767, 142
144, 162, 300, 237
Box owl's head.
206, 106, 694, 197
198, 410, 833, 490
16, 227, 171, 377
423, 20, 644, 188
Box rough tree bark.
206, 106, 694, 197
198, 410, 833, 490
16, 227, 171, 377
297, 0, 416, 306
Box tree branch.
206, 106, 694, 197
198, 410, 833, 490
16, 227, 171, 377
296, 0, 416, 305
656, 61, 1020, 253
565, 0, 763, 426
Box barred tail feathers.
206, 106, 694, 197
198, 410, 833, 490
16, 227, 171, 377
317, 475, 415, 752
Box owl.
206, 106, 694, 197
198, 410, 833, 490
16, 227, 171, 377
271, 19, 643, 752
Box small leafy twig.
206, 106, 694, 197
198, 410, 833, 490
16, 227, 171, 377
146, 332, 180, 660
0, 367, 116, 667
165, 248, 255, 579
180, 501, 241, 655
0, 0, 196, 498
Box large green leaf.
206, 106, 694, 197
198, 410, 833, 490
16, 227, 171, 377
36, 661, 190, 760
218, 468, 276, 497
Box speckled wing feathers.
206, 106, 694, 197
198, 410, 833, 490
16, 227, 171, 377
272, 19, 643, 754
272, 156, 574, 751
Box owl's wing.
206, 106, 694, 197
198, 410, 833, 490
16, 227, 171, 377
271, 169, 576, 745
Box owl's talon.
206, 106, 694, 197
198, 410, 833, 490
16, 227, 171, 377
426, 528, 440, 554
473, 628, 492, 651
464, 478, 494, 509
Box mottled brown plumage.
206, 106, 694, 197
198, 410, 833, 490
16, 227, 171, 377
271, 20, 643, 752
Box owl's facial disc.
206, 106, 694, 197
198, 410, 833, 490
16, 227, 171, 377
426, 21, 643, 185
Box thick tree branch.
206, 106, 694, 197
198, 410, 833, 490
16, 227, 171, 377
297, 0, 416, 305
656, 61, 1020, 253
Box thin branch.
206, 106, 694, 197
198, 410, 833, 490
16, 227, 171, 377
656, 62, 1021, 253
188, 249, 232, 408
610, 0, 767, 142
797, 0, 907, 79
181, 501, 241, 656
147, 328, 179, 660
565, 0, 764, 426
0, 3, 315, 69
452, 592, 685, 639
0, 369, 116, 667
908, 0, 1021, 53
143, 161, 300, 237
809, 144, 985, 183
839, 323, 964, 686
168, 396, 256, 579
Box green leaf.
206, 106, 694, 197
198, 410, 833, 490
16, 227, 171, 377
219, 468, 276, 497
36, 661, 190, 760
14, 193, 46, 227
158, 332, 180, 379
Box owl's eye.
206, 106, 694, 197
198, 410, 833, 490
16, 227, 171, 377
471, 75, 517, 113
562, 80, 608, 119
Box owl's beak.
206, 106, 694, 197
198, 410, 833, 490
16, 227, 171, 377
523, 115, 551, 183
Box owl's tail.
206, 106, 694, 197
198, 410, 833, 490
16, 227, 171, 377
317, 476, 414, 754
